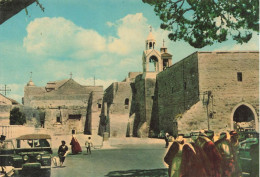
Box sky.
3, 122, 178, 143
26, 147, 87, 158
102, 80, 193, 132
0, 0, 259, 103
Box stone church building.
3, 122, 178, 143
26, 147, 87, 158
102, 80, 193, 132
99, 30, 259, 138
23, 78, 103, 135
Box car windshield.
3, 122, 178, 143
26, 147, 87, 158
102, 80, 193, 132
17, 139, 51, 148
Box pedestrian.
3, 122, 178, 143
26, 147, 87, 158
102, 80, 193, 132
230, 131, 242, 177
85, 137, 93, 154
195, 130, 222, 177
215, 131, 234, 177
165, 132, 169, 148
70, 135, 82, 154
164, 134, 184, 177
58, 140, 68, 167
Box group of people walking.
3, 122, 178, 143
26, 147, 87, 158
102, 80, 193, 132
164, 130, 242, 177
57, 136, 93, 167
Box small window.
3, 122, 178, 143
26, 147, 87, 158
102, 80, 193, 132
237, 72, 242, 82
124, 98, 129, 105
125, 98, 129, 109
56, 116, 61, 123
98, 103, 102, 108
69, 114, 81, 120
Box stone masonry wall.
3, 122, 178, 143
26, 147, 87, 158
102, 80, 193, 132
156, 52, 200, 135
133, 74, 146, 137
197, 51, 259, 132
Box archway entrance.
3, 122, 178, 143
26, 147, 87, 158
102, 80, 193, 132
149, 56, 158, 71
232, 104, 256, 131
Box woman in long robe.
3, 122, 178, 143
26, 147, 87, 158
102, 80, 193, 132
70, 136, 82, 154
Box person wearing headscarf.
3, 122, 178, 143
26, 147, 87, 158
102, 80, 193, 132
195, 130, 222, 177
215, 131, 235, 177
70, 135, 82, 154
230, 131, 242, 177
164, 134, 185, 177
180, 142, 208, 177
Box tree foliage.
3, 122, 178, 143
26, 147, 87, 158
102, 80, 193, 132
142, 0, 259, 48
10, 107, 26, 125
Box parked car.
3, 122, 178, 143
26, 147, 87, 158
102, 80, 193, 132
237, 128, 258, 142
238, 137, 259, 176
12, 134, 52, 177
0, 139, 15, 177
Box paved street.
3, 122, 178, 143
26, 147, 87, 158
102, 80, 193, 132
51, 143, 168, 177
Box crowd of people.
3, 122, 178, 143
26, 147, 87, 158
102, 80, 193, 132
164, 130, 249, 177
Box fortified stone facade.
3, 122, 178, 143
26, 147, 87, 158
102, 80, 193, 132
99, 30, 259, 138
99, 72, 141, 137
156, 51, 259, 135
23, 78, 103, 135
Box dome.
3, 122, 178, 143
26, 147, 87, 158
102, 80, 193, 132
27, 79, 35, 86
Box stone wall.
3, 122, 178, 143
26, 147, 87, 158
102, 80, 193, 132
156, 51, 259, 135
156, 52, 200, 134
132, 73, 157, 137
197, 51, 259, 132
100, 81, 133, 137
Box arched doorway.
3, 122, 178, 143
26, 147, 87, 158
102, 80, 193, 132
231, 103, 258, 132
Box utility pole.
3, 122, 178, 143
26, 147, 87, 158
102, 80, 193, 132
0, 85, 11, 96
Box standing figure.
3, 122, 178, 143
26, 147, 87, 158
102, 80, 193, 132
85, 137, 93, 154
180, 142, 208, 177
70, 136, 82, 154
230, 131, 242, 177
215, 132, 235, 177
195, 131, 222, 177
165, 132, 169, 148
58, 141, 68, 167
164, 136, 184, 177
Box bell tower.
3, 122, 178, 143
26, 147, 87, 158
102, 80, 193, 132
142, 27, 162, 73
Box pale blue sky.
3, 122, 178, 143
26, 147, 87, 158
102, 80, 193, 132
0, 0, 258, 103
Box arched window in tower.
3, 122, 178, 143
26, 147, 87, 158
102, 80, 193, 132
124, 98, 129, 109
149, 56, 158, 72
153, 42, 155, 49
149, 42, 153, 49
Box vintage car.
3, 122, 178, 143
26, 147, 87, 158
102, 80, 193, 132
0, 139, 15, 177
237, 128, 258, 142
238, 137, 259, 176
12, 134, 52, 177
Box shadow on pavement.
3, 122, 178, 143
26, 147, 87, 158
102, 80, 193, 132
105, 168, 168, 177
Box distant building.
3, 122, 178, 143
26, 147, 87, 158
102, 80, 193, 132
23, 78, 103, 135
0, 93, 19, 125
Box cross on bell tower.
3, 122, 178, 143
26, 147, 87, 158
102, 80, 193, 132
149, 25, 152, 32
70, 72, 73, 79
163, 39, 165, 47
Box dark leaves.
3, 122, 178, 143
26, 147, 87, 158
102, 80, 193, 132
143, 0, 259, 48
